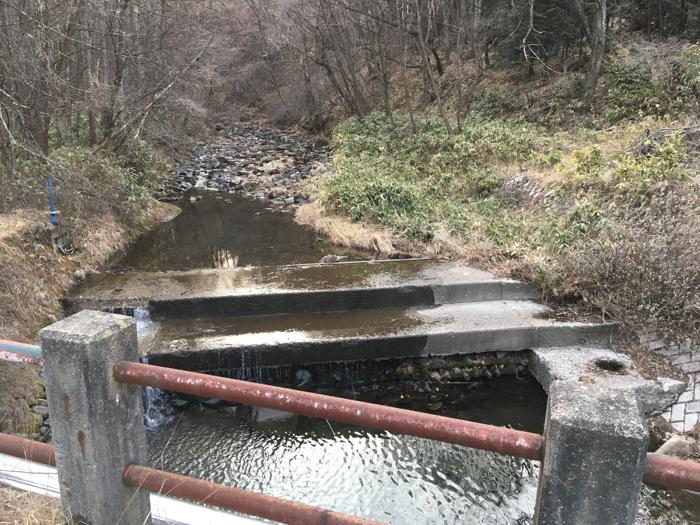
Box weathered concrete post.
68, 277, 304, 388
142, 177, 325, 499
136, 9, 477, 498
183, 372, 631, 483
40, 310, 151, 524
533, 380, 648, 525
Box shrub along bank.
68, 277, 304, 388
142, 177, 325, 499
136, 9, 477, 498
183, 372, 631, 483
0, 137, 170, 434
316, 44, 700, 348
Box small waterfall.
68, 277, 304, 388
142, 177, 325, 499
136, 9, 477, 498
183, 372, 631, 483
236, 349, 263, 383
133, 306, 153, 330
140, 356, 176, 429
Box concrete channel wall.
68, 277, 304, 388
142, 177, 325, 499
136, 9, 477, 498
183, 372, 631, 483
34, 310, 684, 525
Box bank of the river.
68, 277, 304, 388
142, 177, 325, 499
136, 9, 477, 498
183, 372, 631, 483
0, 137, 177, 436
0, 199, 178, 435
162, 122, 406, 256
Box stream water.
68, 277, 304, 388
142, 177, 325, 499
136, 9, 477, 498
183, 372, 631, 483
145, 374, 699, 524
113, 192, 364, 271
148, 377, 546, 525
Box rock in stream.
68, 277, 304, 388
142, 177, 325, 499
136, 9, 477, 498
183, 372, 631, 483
160, 123, 331, 212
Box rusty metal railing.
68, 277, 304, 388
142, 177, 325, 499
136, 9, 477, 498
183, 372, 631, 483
123, 465, 383, 525
0, 433, 55, 466
112, 361, 700, 493
113, 361, 544, 460
0, 433, 385, 525
2, 348, 700, 523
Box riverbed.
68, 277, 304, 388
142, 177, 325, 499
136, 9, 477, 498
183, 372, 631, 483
112, 192, 365, 271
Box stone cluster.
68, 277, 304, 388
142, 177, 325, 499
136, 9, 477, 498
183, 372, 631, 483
160, 123, 331, 212
28, 381, 51, 442
395, 353, 529, 382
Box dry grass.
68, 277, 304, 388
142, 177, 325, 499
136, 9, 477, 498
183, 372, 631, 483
0, 362, 42, 436
0, 488, 63, 525
0, 200, 177, 434
295, 200, 397, 254
295, 198, 537, 267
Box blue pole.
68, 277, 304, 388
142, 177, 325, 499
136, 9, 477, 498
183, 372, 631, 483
47, 176, 59, 225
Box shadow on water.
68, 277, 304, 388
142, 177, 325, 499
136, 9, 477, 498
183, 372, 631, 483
115, 192, 365, 271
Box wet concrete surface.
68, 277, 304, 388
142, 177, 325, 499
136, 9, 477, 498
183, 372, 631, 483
112, 192, 364, 272
75, 259, 496, 299
66, 256, 538, 316
158, 301, 571, 348
148, 301, 617, 371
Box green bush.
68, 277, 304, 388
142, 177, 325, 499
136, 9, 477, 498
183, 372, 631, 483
322, 157, 434, 240
603, 61, 657, 121
323, 112, 540, 241
471, 87, 524, 117
571, 145, 605, 179
1, 143, 167, 226
611, 135, 688, 191
670, 46, 700, 107
546, 74, 586, 117
332, 113, 409, 157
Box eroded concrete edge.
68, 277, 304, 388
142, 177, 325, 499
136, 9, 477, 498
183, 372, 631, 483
528, 346, 684, 417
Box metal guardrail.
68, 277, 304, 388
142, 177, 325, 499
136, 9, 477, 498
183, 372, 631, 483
114, 361, 700, 493
0, 433, 55, 466
2, 338, 700, 523
113, 361, 544, 460
0, 433, 385, 525
0, 339, 41, 363
123, 465, 384, 525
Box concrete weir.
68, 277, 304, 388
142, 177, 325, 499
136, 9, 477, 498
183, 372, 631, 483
55, 259, 687, 524
63, 259, 538, 317
150, 300, 617, 370
66, 259, 617, 371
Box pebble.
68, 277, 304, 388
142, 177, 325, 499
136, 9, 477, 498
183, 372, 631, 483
158, 122, 331, 213
33, 405, 50, 417
656, 434, 698, 457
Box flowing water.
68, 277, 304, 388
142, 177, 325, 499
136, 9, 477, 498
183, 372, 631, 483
147, 376, 546, 525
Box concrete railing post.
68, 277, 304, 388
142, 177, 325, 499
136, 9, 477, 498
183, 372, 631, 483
40, 310, 151, 524
533, 380, 648, 525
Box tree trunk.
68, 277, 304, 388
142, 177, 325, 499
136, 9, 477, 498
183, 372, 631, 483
573, 0, 607, 106
431, 47, 444, 76
583, 0, 607, 106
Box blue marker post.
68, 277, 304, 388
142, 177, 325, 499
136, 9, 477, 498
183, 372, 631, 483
47, 176, 60, 226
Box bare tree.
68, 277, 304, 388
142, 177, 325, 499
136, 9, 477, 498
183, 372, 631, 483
573, 0, 607, 105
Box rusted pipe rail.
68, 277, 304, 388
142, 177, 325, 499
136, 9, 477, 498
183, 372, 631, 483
0, 433, 55, 466
112, 361, 700, 493
113, 361, 544, 460
0, 432, 383, 525
644, 453, 700, 492
124, 464, 385, 525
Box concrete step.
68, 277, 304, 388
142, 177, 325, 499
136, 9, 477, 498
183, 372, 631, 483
64, 259, 538, 318
146, 300, 618, 371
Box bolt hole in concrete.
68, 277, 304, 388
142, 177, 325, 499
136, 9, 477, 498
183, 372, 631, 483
593, 358, 627, 374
